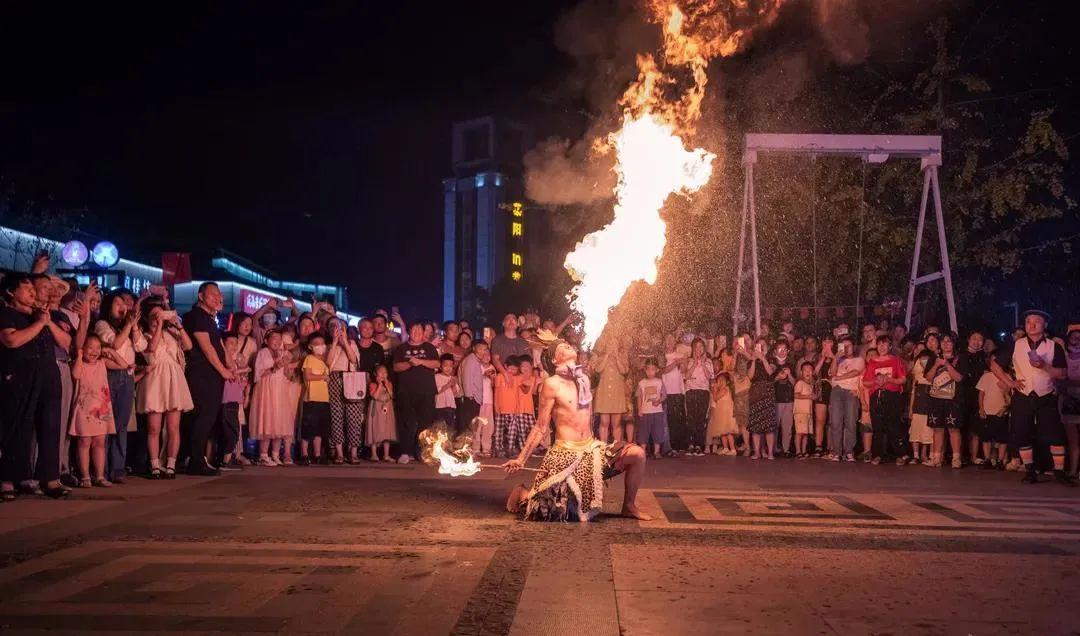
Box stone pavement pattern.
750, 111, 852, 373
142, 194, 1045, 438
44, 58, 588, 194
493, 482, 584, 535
0, 458, 1078, 635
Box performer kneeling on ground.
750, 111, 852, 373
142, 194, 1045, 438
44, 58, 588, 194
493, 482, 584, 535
503, 332, 651, 521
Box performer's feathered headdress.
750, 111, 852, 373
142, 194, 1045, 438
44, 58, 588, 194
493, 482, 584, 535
523, 328, 566, 376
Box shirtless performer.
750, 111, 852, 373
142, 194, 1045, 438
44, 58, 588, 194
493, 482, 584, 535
503, 332, 651, 521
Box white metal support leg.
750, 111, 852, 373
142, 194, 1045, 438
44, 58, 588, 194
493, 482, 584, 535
733, 164, 750, 336
904, 155, 957, 332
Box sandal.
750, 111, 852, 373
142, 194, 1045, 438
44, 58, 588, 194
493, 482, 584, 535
91, 478, 113, 488
164, 467, 177, 480
78, 478, 93, 488
148, 467, 163, 480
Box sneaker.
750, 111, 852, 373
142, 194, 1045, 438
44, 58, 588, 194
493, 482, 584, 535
827, 453, 840, 462
895, 456, 909, 466
972, 458, 985, 466
844, 454, 856, 462
257, 456, 277, 467
859, 452, 872, 464
910, 456, 922, 465
870, 457, 882, 465
796, 453, 807, 460
397, 454, 412, 465
951, 456, 963, 469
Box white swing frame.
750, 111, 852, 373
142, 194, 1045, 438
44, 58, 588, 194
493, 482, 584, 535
733, 133, 957, 335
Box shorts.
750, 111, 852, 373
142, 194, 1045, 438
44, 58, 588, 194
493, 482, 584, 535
636, 412, 669, 446
300, 401, 331, 442
981, 414, 1009, 444
794, 412, 812, 435
927, 396, 964, 429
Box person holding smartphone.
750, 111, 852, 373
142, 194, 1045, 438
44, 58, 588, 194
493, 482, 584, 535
989, 309, 1074, 485
136, 300, 194, 479
828, 335, 865, 462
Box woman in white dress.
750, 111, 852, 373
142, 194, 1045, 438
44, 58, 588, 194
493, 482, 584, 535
136, 301, 194, 479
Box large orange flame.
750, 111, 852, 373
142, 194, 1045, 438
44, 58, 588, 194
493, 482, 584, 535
565, 0, 785, 348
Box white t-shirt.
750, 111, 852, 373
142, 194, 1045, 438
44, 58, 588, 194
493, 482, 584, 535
662, 351, 686, 395
832, 355, 866, 392
684, 358, 714, 391
976, 371, 1009, 416
435, 373, 457, 409
794, 380, 813, 414
637, 378, 665, 415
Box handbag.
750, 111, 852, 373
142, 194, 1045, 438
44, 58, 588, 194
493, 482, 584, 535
342, 368, 368, 401
928, 367, 956, 400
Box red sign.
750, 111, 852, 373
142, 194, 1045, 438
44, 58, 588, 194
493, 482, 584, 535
161, 253, 192, 286
239, 289, 276, 313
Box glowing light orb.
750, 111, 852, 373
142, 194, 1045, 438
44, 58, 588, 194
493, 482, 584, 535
91, 241, 120, 268
61, 240, 89, 267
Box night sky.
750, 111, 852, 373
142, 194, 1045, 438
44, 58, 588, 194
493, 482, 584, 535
0, 1, 579, 320
1, 1, 1077, 323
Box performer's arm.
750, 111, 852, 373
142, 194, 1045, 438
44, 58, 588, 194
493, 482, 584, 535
504, 380, 554, 473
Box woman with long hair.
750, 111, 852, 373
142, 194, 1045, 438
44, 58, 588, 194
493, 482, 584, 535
94, 290, 146, 483
135, 298, 193, 479
908, 333, 940, 465
250, 330, 298, 466
747, 337, 778, 460
925, 332, 967, 468
324, 316, 362, 463
591, 333, 630, 443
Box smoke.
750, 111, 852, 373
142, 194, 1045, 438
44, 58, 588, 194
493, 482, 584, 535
524, 135, 616, 206
523, 0, 651, 206
813, 0, 871, 66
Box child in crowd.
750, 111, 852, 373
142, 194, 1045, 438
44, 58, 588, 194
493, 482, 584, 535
636, 358, 669, 459
793, 362, 815, 459
218, 334, 250, 470
517, 357, 541, 452
976, 367, 1011, 469
299, 334, 331, 465
706, 365, 738, 455
492, 355, 523, 457
366, 364, 396, 462
70, 335, 115, 487
251, 330, 296, 467
435, 353, 460, 432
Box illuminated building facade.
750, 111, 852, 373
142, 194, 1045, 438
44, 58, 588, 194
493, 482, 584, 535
442, 116, 534, 321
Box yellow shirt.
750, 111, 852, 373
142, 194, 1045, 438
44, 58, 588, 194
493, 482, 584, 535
303, 354, 330, 403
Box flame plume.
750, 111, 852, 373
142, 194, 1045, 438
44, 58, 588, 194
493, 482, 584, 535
419, 427, 481, 477
564, 0, 785, 348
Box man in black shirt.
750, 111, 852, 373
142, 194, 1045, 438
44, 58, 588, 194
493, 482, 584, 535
181, 282, 234, 476
0, 274, 71, 499
354, 318, 384, 375
391, 323, 440, 464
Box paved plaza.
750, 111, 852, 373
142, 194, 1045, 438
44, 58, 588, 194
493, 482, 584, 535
1, 457, 1078, 635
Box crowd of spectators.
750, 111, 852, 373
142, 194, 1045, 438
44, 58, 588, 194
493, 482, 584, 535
2, 252, 1078, 502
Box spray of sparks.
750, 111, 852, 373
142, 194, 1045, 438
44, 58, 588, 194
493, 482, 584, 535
564, 0, 785, 348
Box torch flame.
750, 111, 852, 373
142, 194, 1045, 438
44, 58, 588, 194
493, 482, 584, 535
564, 0, 785, 349
422, 428, 482, 477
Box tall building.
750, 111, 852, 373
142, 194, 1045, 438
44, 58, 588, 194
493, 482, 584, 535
442, 116, 533, 321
